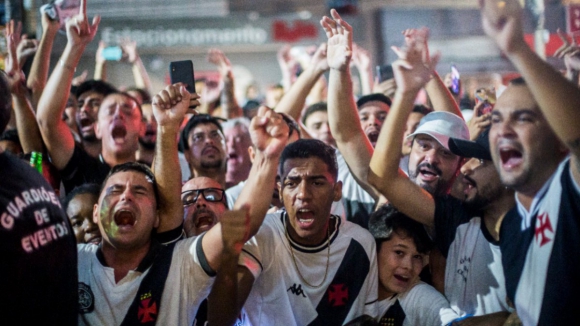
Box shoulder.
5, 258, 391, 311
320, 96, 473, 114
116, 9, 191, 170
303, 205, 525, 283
339, 219, 376, 251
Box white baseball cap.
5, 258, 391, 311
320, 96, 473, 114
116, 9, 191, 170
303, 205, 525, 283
406, 111, 469, 150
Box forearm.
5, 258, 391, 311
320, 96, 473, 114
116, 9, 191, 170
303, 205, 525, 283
275, 66, 324, 121
12, 94, 43, 153
219, 74, 243, 119
425, 72, 461, 117
369, 90, 416, 190
27, 27, 58, 108
208, 249, 240, 326
508, 44, 580, 155
234, 151, 278, 236
132, 58, 152, 93
94, 60, 106, 81
357, 65, 373, 96
154, 125, 183, 232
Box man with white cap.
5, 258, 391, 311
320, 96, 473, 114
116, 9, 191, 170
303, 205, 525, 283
368, 38, 514, 323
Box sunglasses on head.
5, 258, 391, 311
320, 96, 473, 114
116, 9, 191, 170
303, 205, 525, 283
181, 188, 225, 206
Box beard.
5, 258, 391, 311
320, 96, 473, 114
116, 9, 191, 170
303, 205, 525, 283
463, 177, 504, 211
200, 157, 224, 170
409, 162, 448, 196
81, 133, 98, 142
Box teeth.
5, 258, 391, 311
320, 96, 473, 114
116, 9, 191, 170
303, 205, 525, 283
298, 209, 311, 213
299, 218, 314, 223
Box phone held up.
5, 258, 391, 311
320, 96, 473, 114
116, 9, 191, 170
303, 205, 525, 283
450, 65, 460, 96
169, 60, 197, 109
102, 46, 123, 61
475, 88, 496, 115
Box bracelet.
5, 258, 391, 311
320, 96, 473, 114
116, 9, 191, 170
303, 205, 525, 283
60, 60, 77, 72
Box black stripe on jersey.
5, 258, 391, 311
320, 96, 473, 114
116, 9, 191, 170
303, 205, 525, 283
500, 206, 533, 304
380, 299, 405, 326
308, 239, 370, 326
241, 248, 263, 272
538, 161, 580, 325
196, 233, 217, 277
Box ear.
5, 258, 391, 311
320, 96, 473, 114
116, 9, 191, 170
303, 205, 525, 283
277, 181, 283, 205
423, 254, 430, 268
332, 180, 343, 202
153, 210, 160, 228
248, 146, 255, 162
92, 203, 100, 224
95, 121, 103, 140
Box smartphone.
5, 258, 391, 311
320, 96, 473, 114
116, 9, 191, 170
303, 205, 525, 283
375, 65, 394, 83
102, 46, 123, 61
475, 88, 496, 115
169, 60, 196, 94
450, 65, 460, 95
40, 4, 59, 21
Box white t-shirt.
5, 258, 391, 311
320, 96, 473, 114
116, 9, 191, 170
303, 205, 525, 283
240, 211, 378, 325
77, 236, 214, 325
377, 281, 459, 326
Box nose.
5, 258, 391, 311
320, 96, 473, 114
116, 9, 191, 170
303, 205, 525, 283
120, 187, 134, 202
424, 148, 441, 166
195, 194, 208, 208
460, 158, 478, 176
83, 218, 98, 234
321, 123, 331, 134
366, 114, 379, 127
296, 181, 312, 201
400, 255, 413, 270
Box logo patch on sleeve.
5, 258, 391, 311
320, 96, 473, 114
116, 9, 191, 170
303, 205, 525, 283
78, 282, 95, 314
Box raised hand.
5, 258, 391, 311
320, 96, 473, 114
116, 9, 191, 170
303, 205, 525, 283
207, 48, 233, 77
307, 43, 329, 73
402, 28, 437, 74
65, 0, 100, 48
95, 41, 106, 64
16, 35, 39, 69
555, 29, 580, 72
220, 208, 250, 255
480, 0, 525, 54
72, 70, 89, 86
152, 84, 199, 128
352, 43, 371, 71
320, 9, 353, 71
120, 38, 139, 64
277, 44, 298, 74
250, 106, 290, 159
40, 9, 59, 33
468, 101, 492, 141
391, 30, 440, 94
4, 23, 27, 96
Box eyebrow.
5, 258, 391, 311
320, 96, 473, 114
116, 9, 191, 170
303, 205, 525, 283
284, 175, 327, 182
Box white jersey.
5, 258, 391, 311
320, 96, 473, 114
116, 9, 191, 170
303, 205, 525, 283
77, 236, 214, 326
434, 197, 511, 317
240, 211, 378, 325
377, 281, 459, 326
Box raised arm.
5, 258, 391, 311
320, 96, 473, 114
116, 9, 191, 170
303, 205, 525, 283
403, 29, 461, 117
207, 48, 243, 119
554, 29, 580, 84
321, 10, 379, 199
5, 26, 43, 153
151, 84, 200, 233
277, 45, 298, 92
275, 43, 328, 122
480, 0, 580, 184
202, 106, 289, 270
27, 12, 59, 108
208, 209, 250, 326
36, 0, 100, 169
93, 41, 107, 81
352, 43, 373, 95
368, 32, 439, 228
121, 39, 152, 93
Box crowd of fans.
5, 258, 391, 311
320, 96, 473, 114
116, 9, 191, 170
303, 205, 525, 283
1, 0, 579, 325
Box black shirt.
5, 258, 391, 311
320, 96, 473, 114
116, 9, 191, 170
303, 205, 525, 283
0, 151, 78, 325
60, 144, 110, 194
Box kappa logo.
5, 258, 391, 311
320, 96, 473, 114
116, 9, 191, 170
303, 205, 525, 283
78, 282, 95, 314
138, 292, 158, 323
535, 213, 554, 247
287, 283, 307, 297
328, 284, 348, 307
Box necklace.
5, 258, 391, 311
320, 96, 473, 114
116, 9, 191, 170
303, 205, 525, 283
284, 215, 332, 288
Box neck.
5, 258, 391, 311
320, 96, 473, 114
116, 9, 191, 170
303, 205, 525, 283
483, 190, 516, 241
378, 282, 396, 301
193, 168, 226, 189
226, 166, 252, 188
101, 240, 151, 283
136, 146, 155, 166
102, 149, 136, 167
287, 216, 333, 247
83, 140, 102, 159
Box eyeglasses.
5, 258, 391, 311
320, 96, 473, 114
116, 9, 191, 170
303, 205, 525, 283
181, 188, 225, 206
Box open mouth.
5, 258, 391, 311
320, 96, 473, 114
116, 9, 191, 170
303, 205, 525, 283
367, 131, 379, 145
111, 121, 127, 142
499, 147, 523, 169
419, 167, 439, 182
195, 215, 215, 229
79, 116, 94, 133
114, 209, 136, 227
85, 234, 102, 245
228, 152, 239, 162
296, 209, 315, 228
462, 175, 477, 195
202, 146, 219, 156
393, 274, 410, 284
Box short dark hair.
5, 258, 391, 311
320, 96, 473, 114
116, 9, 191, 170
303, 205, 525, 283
356, 93, 392, 110
301, 102, 328, 125
0, 72, 12, 133
100, 162, 160, 207
62, 183, 101, 212
412, 104, 433, 116
369, 204, 433, 254
125, 87, 152, 104
509, 77, 526, 86
0, 128, 21, 147
178, 114, 226, 152
75, 80, 117, 99
279, 139, 338, 181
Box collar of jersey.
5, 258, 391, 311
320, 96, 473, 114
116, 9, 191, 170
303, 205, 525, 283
96, 239, 163, 273
282, 210, 341, 253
